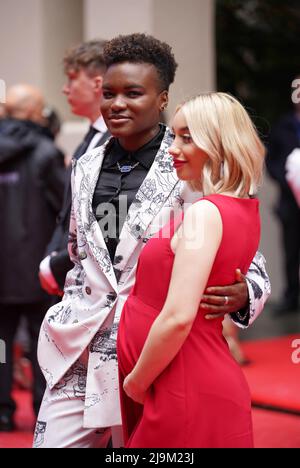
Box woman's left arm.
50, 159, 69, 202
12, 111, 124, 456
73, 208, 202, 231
124, 201, 223, 404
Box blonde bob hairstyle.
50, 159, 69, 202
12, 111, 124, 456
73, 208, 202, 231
179, 92, 265, 197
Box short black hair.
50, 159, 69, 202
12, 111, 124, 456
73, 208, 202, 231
64, 40, 106, 75
103, 33, 178, 91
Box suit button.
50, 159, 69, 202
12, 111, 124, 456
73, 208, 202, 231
79, 251, 87, 260
85, 286, 92, 295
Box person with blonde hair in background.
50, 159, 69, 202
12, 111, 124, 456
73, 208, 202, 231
118, 92, 265, 448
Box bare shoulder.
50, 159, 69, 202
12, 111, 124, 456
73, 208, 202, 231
184, 199, 223, 229
175, 200, 223, 251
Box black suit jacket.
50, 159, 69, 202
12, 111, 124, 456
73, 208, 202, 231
46, 130, 110, 290
0, 118, 65, 303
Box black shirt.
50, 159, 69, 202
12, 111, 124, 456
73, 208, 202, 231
92, 124, 165, 261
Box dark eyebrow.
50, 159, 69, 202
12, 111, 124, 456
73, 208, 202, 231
124, 85, 145, 90
172, 126, 190, 132
102, 84, 145, 90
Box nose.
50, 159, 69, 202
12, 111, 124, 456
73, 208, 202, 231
168, 144, 180, 157
110, 95, 127, 112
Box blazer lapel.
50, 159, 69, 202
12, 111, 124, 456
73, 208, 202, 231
115, 127, 179, 275
94, 130, 111, 148
77, 139, 118, 292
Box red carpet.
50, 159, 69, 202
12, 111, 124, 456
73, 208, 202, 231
1, 335, 300, 448
241, 334, 300, 413
0, 390, 34, 449
252, 408, 300, 448
1, 394, 299, 448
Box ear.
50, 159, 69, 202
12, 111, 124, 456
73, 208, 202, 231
159, 90, 169, 112
94, 75, 103, 94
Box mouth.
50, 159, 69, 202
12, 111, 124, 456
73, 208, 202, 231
108, 115, 131, 124
173, 159, 188, 169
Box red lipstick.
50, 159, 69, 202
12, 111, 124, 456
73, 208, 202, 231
173, 159, 187, 170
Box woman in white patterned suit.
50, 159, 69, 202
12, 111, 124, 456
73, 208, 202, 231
34, 34, 271, 448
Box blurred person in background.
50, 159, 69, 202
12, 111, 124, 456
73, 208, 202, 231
39, 40, 110, 298
286, 147, 300, 208
0, 84, 65, 431
266, 95, 300, 314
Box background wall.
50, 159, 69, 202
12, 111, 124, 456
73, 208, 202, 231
0, 0, 83, 120
84, 0, 153, 38
84, 0, 216, 118
0, 0, 282, 301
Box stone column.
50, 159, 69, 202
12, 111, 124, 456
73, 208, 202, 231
84, 0, 216, 118
152, 0, 216, 116
0, 0, 83, 120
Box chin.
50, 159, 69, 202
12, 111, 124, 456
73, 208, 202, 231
176, 172, 191, 181
107, 127, 127, 138
72, 108, 85, 118
107, 124, 130, 138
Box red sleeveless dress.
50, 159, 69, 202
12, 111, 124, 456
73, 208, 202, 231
117, 194, 260, 448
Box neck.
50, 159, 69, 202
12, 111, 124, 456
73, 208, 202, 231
118, 124, 160, 152
87, 108, 102, 125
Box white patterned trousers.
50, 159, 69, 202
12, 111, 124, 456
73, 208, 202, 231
33, 352, 112, 449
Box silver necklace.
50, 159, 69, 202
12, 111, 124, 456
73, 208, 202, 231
117, 161, 140, 173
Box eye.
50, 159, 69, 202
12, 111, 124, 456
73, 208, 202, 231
181, 134, 192, 144
127, 91, 143, 98
102, 91, 114, 99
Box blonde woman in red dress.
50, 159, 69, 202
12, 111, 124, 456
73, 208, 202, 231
117, 92, 265, 448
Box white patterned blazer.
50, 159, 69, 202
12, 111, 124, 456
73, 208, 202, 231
38, 128, 271, 428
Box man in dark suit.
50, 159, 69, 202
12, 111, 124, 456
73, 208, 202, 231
0, 84, 66, 431
266, 102, 300, 313
39, 41, 110, 296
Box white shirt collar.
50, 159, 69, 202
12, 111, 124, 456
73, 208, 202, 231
92, 115, 107, 134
